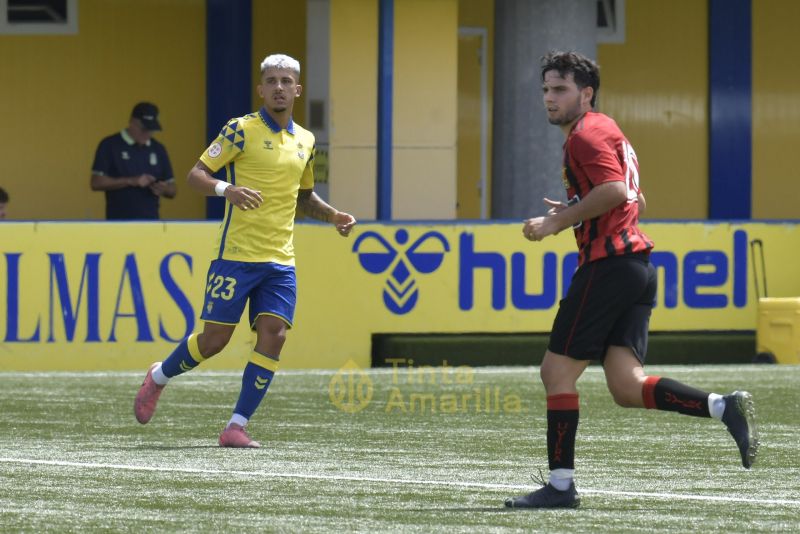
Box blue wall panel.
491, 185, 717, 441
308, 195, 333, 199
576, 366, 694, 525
206, 0, 252, 219
709, 0, 752, 219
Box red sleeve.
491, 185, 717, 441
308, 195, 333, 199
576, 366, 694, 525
569, 129, 625, 187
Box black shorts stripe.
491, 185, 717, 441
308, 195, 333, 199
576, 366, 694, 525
564, 262, 598, 355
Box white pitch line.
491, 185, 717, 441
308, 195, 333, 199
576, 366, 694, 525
1, 457, 798, 507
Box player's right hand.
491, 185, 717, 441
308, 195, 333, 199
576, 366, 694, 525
224, 186, 263, 211
333, 211, 357, 237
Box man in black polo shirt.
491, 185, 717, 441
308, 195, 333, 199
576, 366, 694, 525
91, 102, 176, 219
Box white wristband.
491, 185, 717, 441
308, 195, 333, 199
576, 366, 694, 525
214, 181, 231, 197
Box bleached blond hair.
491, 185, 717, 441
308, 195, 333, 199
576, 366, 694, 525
260, 54, 300, 78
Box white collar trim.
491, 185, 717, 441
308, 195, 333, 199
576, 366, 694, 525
121, 129, 151, 147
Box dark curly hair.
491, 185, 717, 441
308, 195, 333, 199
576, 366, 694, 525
0, 187, 8, 204
540, 51, 600, 107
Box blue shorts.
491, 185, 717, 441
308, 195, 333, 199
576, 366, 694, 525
201, 260, 297, 329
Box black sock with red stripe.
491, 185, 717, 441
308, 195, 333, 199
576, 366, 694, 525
642, 376, 710, 417
546, 394, 579, 472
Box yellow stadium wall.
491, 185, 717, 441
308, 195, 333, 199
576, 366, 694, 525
329, 0, 458, 221
251, 1, 307, 126
393, 0, 458, 219
0, 0, 207, 221
598, 0, 708, 219
2, 221, 798, 371
1, 0, 797, 224
329, 0, 378, 219
752, 0, 800, 219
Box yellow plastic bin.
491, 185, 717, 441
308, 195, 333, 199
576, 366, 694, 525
756, 298, 800, 364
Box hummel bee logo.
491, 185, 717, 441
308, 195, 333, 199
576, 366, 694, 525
206, 301, 213, 314
254, 376, 270, 390
297, 152, 305, 159
263, 140, 273, 150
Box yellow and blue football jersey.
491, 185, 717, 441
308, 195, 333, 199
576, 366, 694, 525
200, 108, 315, 265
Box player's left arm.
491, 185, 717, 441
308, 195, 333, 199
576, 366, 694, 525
524, 181, 626, 241
524, 131, 630, 241
297, 189, 357, 237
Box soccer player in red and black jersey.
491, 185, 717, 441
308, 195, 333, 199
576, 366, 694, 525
505, 51, 759, 509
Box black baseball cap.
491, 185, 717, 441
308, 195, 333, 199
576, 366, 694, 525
131, 102, 162, 131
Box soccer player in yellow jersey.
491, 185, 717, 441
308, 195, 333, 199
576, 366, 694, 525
134, 54, 357, 447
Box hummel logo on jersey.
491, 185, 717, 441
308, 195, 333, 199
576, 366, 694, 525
263, 140, 273, 150
297, 152, 305, 159
206, 301, 213, 314
255, 376, 270, 390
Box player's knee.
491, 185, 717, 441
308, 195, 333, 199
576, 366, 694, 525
540, 371, 569, 396
198, 333, 230, 357
539, 360, 569, 392
273, 328, 287, 343
538, 365, 552, 389
254, 323, 287, 356
260, 320, 287, 343
264, 327, 286, 348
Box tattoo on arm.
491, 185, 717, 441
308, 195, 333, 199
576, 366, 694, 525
297, 189, 335, 222
194, 161, 214, 175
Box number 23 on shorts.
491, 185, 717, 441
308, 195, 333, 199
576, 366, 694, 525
206, 273, 237, 301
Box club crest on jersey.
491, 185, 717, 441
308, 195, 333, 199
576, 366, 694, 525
208, 142, 222, 158
149, 153, 158, 166
263, 140, 273, 150
121, 151, 130, 160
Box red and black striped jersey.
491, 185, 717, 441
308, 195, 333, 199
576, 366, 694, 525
562, 111, 654, 265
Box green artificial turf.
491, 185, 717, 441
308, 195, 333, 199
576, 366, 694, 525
0, 364, 797, 532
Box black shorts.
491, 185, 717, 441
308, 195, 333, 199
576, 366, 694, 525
548, 253, 656, 363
